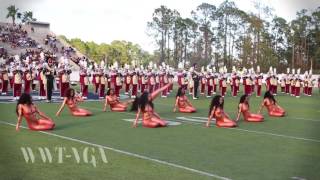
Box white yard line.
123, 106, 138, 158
176, 117, 214, 123
84, 105, 320, 143
231, 128, 320, 143
174, 117, 320, 143
291, 176, 306, 180
0, 120, 230, 180
292, 117, 320, 122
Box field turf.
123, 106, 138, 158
0, 88, 319, 180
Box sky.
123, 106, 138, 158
0, 0, 319, 53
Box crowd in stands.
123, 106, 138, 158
0, 24, 37, 48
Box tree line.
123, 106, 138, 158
6, 5, 36, 24
4, 3, 320, 73
147, 1, 320, 73
60, 36, 154, 67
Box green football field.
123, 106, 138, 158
0, 88, 320, 180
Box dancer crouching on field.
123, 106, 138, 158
131, 82, 173, 128
173, 87, 196, 113
56, 88, 92, 116
16, 93, 55, 131
103, 88, 133, 112
235, 94, 264, 122
258, 91, 285, 117
206, 95, 237, 128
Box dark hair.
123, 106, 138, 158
106, 88, 114, 96
65, 88, 75, 99
264, 91, 276, 103
176, 87, 185, 97
130, 92, 154, 112
239, 94, 249, 108
209, 95, 224, 116
16, 93, 33, 115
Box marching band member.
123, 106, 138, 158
159, 71, 165, 97
115, 72, 122, 97
295, 69, 302, 98
138, 72, 142, 92
242, 75, 247, 95
44, 60, 55, 102
125, 70, 131, 95
13, 66, 23, 100
177, 62, 184, 88
24, 68, 32, 94
307, 73, 313, 96
270, 75, 278, 95
285, 73, 291, 94
191, 64, 200, 99
38, 66, 46, 99
290, 78, 296, 96
303, 72, 309, 95
141, 72, 147, 93
9, 63, 14, 89
206, 71, 213, 98
31, 66, 37, 92
155, 72, 160, 91
232, 76, 240, 97
245, 75, 252, 95
266, 67, 272, 91
188, 71, 194, 95
131, 71, 138, 98
168, 72, 174, 93
250, 73, 255, 95
230, 67, 237, 94
82, 68, 90, 99
60, 66, 71, 97
92, 67, 99, 94
200, 67, 206, 95
181, 72, 188, 90
254, 66, 262, 97
110, 68, 117, 89
99, 69, 106, 99
318, 77, 320, 94
200, 73, 206, 95
161, 72, 169, 97
295, 77, 301, 98
221, 77, 227, 97
0, 70, 2, 93
290, 69, 296, 96
256, 74, 263, 97
213, 74, 218, 94
1, 65, 9, 95
79, 67, 85, 93
148, 71, 155, 93
177, 69, 184, 88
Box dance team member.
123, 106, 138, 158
103, 88, 133, 112
206, 95, 237, 128
173, 87, 196, 113
131, 83, 173, 128
235, 94, 264, 122
258, 91, 285, 117
16, 93, 55, 131
56, 88, 92, 116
